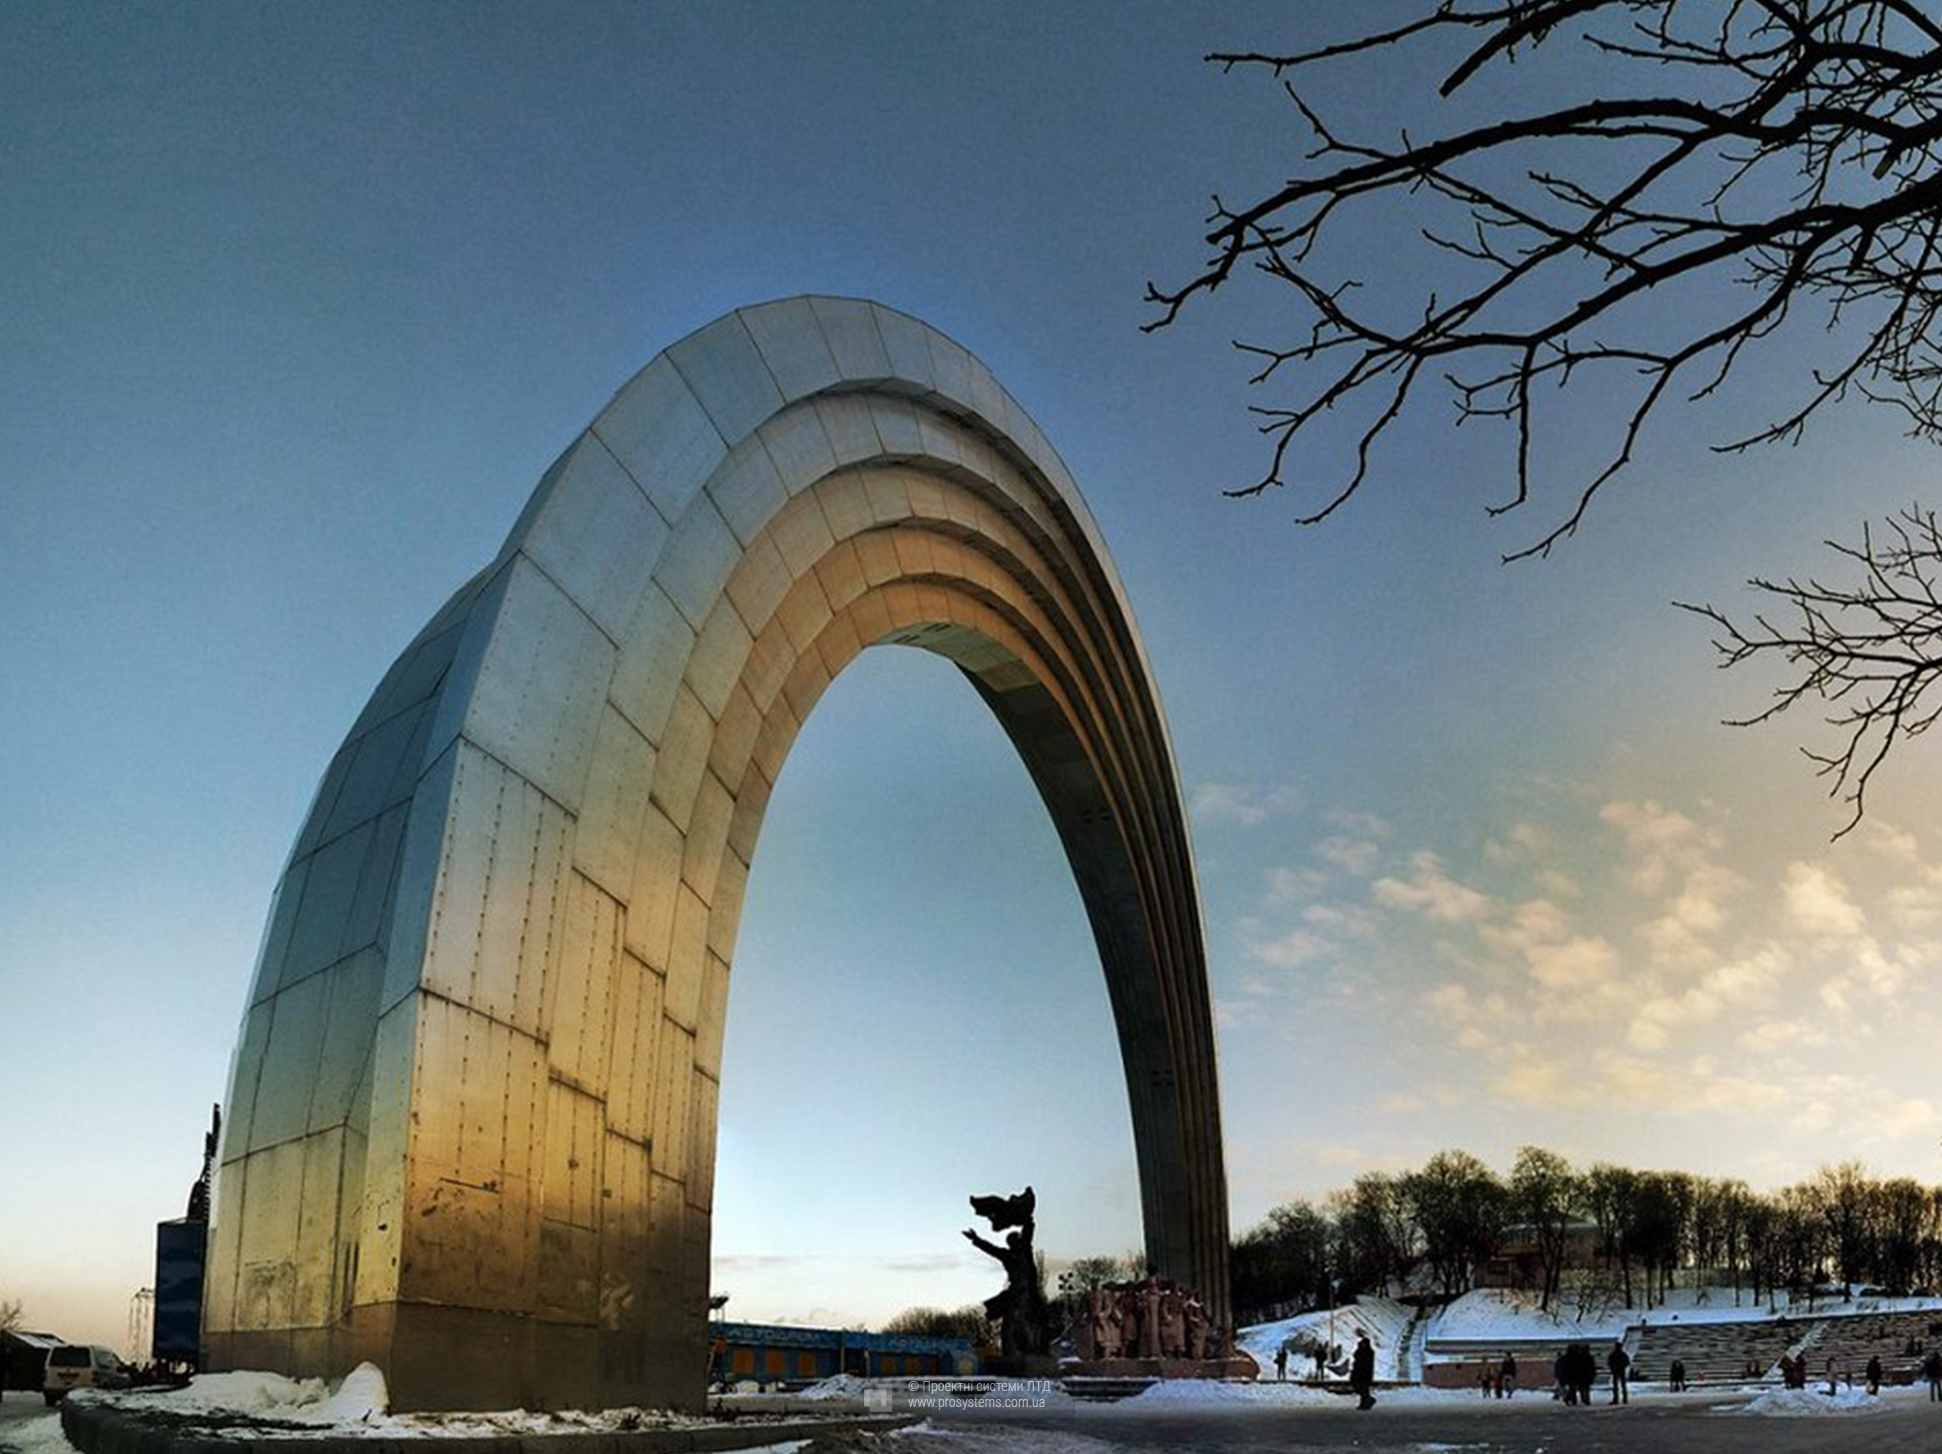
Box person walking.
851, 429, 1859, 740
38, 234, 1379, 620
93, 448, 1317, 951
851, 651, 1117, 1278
1607, 1340, 1631, 1405
1670, 1357, 1686, 1393
1274, 1344, 1287, 1382
1865, 1353, 1883, 1396
1351, 1331, 1376, 1411
1501, 1351, 1517, 1398
1553, 1350, 1570, 1404
1921, 1347, 1941, 1401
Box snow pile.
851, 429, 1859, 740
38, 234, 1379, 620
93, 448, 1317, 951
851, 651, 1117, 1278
306, 1363, 388, 1423
2, 1413, 82, 1454
143, 1369, 335, 1417
1736, 1385, 1889, 1417
800, 1374, 873, 1400
83, 1366, 709, 1439
125, 1363, 388, 1425
1240, 1295, 1414, 1380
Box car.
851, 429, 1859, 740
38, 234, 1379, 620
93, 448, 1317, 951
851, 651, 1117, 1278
42, 1344, 130, 1404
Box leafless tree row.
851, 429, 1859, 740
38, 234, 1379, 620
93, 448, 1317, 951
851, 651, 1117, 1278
1232, 1147, 1942, 1323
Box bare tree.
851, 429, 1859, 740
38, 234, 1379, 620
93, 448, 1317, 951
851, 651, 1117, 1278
880, 1303, 995, 1342
1149, 1, 1942, 822
0, 1296, 22, 1336
1681, 506, 1942, 833
1400, 1149, 1508, 1298
1509, 1146, 1581, 1313
1055, 1253, 1137, 1317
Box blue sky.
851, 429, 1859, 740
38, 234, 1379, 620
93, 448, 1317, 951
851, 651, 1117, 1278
5, 2, 1941, 1350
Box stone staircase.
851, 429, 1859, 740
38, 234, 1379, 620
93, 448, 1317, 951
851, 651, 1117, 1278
1395, 1302, 1433, 1383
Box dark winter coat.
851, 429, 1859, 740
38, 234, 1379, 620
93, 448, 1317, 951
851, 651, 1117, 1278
1350, 1339, 1375, 1390
1569, 1343, 1598, 1389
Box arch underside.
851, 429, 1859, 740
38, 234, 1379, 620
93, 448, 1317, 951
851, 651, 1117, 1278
202, 298, 1226, 1410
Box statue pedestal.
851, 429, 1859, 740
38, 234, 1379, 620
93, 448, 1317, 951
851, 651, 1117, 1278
1059, 1355, 1260, 1380
980, 1354, 1063, 1378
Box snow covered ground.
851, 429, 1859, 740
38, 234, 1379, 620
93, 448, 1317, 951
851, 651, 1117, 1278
0, 1411, 83, 1454
1237, 1295, 1414, 1379
1123, 1375, 1942, 1422
799, 1375, 1072, 1409
1130, 1379, 1479, 1406
13, 1373, 1935, 1454
1429, 1284, 1942, 1343
66, 1365, 712, 1440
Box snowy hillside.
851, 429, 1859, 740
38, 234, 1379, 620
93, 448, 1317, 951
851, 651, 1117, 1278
1429, 1285, 1942, 1344
1239, 1295, 1415, 1380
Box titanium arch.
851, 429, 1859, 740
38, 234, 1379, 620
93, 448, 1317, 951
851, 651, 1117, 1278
204, 298, 1228, 1410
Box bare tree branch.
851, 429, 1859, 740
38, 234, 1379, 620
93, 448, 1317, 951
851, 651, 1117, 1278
1678, 506, 1942, 838
1157, 1, 1942, 828
1150, 0, 1942, 556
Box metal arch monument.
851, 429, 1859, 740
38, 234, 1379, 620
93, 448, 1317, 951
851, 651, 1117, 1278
203, 297, 1230, 1410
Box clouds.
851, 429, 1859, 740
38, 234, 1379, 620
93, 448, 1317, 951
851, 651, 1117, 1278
1783, 862, 1867, 939
1600, 799, 1721, 894
1191, 780, 1303, 827
1252, 927, 1332, 969
1486, 1044, 1788, 1118
1214, 783, 1942, 1192
1478, 897, 1621, 997
1774, 859, 1932, 1012
1374, 852, 1494, 922
1624, 947, 1782, 1052
1316, 835, 1382, 874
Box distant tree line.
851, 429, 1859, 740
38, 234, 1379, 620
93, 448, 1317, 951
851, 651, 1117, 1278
878, 1304, 995, 1342
1231, 1149, 1942, 1324
881, 1252, 1147, 1345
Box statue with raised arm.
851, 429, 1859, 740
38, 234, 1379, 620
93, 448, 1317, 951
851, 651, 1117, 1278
964, 1186, 1051, 1357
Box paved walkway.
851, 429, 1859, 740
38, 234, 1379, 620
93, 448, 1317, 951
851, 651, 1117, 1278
926, 1391, 1942, 1452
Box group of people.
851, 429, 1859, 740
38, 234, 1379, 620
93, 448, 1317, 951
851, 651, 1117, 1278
1265, 1326, 1384, 1406
1549, 1341, 1631, 1405
1475, 1351, 1518, 1397
1278, 1322, 1942, 1412
1270, 1338, 1337, 1383
1810, 1348, 1941, 1397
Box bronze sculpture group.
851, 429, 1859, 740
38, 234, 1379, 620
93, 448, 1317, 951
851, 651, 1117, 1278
966, 1187, 1234, 1371
1069, 1274, 1217, 1363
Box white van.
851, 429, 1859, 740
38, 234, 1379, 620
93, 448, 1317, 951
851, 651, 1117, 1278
42, 1344, 130, 1403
